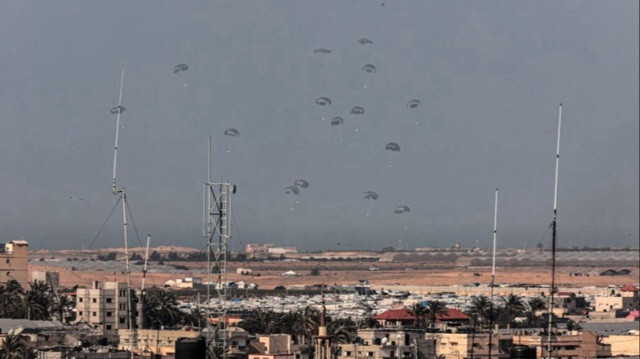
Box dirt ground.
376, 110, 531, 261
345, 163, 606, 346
29, 259, 639, 290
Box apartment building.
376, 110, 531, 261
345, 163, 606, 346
434, 332, 513, 359
336, 328, 436, 359
75, 281, 142, 335
512, 331, 611, 358
118, 328, 199, 356
249, 334, 295, 359
594, 284, 639, 314
0, 240, 29, 288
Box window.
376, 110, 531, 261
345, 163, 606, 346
106, 298, 112, 303
120, 317, 126, 324
5, 258, 9, 263
368, 352, 374, 357
106, 325, 112, 330
79, 298, 83, 302
345, 351, 352, 357
6, 272, 10, 276
79, 311, 83, 316
92, 312, 97, 316
107, 312, 112, 317
92, 298, 97, 303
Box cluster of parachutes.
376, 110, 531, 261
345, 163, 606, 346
285, 179, 310, 195
310, 38, 414, 215
110, 59, 414, 216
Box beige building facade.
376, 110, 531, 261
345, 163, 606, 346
337, 328, 435, 359
0, 240, 29, 288
118, 328, 199, 356
512, 331, 611, 358
434, 332, 513, 359
75, 281, 141, 335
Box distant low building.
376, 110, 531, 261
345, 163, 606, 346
594, 284, 639, 314
163, 277, 202, 289
268, 247, 297, 255
31, 270, 60, 289
246, 243, 275, 256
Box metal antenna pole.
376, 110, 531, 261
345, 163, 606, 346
121, 191, 135, 358
203, 137, 234, 359
140, 234, 150, 330
110, 69, 135, 359
488, 188, 498, 359
112, 69, 125, 194
546, 104, 562, 358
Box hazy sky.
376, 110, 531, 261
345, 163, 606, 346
0, 1, 637, 251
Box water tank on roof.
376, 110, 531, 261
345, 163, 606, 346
175, 337, 206, 359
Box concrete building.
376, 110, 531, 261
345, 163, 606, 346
246, 243, 275, 255
249, 334, 295, 359
337, 328, 436, 359
0, 240, 29, 288
268, 247, 298, 255
594, 284, 639, 314
118, 328, 199, 357
601, 332, 640, 357
512, 331, 611, 358
434, 332, 512, 359
163, 276, 202, 289
75, 281, 141, 335
31, 270, 60, 289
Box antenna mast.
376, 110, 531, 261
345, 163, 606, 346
204, 136, 234, 358
110, 69, 136, 359
546, 104, 562, 358
488, 188, 498, 359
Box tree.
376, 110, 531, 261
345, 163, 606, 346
498, 294, 527, 329
408, 302, 428, 328
1, 280, 25, 319
426, 301, 448, 332
469, 296, 492, 329
1, 334, 27, 359
24, 280, 53, 320
565, 319, 582, 332
528, 297, 546, 313
144, 288, 181, 328
327, 317, 357, 344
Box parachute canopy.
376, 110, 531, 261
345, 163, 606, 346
316, 97, 332, 106
350, 106, 365, 115
110, 106, 126, 114
363, 191, 379, 200
407, 99, 421, 109
394, 205, 410, 214
173, 63, 189, 74
313, 48, 332, 54
284, 186, 300, 195
330, 117, 344, 126
224, 128, 239, 137
385, 142, 401, 152
357, 38, 373, 45
362, 64, 377, 73
294, 179, 309, 189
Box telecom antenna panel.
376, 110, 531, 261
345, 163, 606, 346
203, 137, 235, 359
